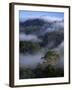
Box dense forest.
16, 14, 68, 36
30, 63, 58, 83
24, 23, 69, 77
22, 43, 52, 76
19, 18, 64, 79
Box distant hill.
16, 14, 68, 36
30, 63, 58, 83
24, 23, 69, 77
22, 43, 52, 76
19, 18, 64, 53
39, 31, 64, 49
20, 18, 64, 35
20, 19, 45, 27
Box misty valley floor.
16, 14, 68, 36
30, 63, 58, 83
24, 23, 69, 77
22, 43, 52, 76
19, 51, 64, 79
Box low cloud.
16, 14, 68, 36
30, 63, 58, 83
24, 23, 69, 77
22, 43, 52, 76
40, 16, 63, 22
19, 34, 42, 42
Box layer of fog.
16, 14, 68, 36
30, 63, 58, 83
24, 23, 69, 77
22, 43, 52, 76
20, 41, 64, 69
19, 33, 42, 42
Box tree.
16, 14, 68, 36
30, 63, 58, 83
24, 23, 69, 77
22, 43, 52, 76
42, 50, 60, 66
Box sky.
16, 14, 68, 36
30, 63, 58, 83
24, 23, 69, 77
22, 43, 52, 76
19, 10, 64, 22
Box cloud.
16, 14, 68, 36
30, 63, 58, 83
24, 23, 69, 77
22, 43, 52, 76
40, 15, 63, 22
19, 34, 42, 42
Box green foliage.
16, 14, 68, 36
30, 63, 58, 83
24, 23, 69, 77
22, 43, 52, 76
20, 64, 64, 79
19, 68, 36, 79
44, 65, 64, 77
43, 50, 60, 65
24, 26, 41, 34
20, 41, 40, 54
